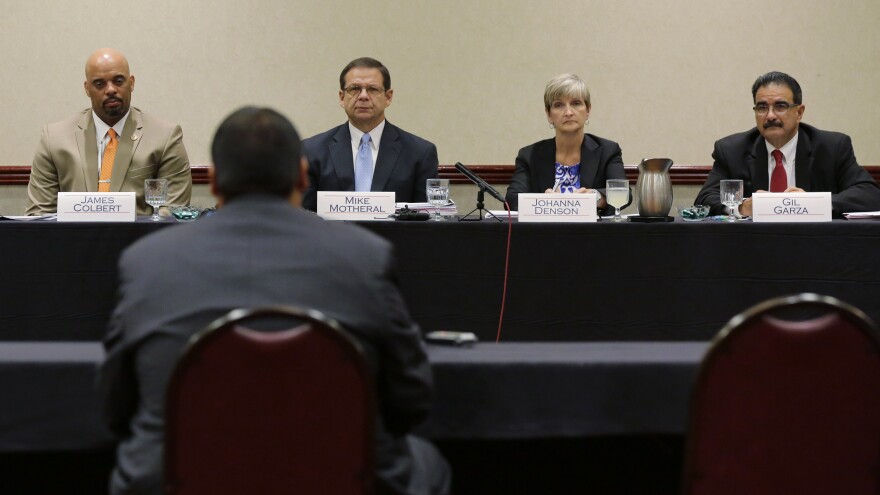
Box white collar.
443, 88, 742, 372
348, 119, 386, 149
93, 109, 131, 140
765, 131, 798, 162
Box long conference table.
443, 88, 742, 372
0, 341, 705, 452
1, 217, 879, 454
2, 218, 880, 342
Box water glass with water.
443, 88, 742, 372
720, 180, 744, 222
426, 179, 450, 221
145, 178, 169, 221
605, 179, 629, 222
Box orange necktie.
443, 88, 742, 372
99, 129, 118, 192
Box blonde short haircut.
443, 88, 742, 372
544, 74, 591, 112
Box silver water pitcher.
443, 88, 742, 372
636, 158, 674, 217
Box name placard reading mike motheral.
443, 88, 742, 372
751, 192, 831, 223
317, 192, 396, 221
57, 192, 136, 222
517, 193, 598, 223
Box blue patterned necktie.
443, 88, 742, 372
355, 133, 373, 192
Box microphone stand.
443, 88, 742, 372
459, 187, 502, 222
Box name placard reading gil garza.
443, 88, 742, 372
317, 192, 396, 221
751, 192, 831, 223
517, 193, 599, 223
57, 192, 136, 222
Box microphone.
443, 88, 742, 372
454, 162, 506, 203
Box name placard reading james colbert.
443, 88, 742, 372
517, 193, 599, 223
57, 192, 136, 222
317, 192, 396, 221
752, 192, 831, 223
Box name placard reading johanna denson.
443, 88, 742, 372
751, 192, 831, 223
317, 192, 396, 221
517, 193, 598, 223
57, 192, 136, 222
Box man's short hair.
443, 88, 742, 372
211, 107, 302, 200
544, 73, 591, 112
751, 71, 803, 104
339, 57, 391, 91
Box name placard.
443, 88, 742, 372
57, 192, 136, 222
317, 192, 396, 221
517, 193, 598, 223
752, 192, 832, 223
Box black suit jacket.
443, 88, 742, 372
302, 122, 439, 211
97, 195, 437, 495
695, 123, 880, 217
504, 133, 630, 213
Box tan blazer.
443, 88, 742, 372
26, 107, 192, 215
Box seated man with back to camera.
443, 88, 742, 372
98, 107, 450, 495
505, 73, 631, 213
695, 71, 880, 217
26, 48, 191, 216
302, 57, 439, 211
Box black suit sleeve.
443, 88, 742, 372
505, 147, 535, 211
302, 148, 321, 212
828, 135, 880, 216
694, 141, 732, 215
107, 334, 186, 494
373, 253, 433, 435
97, 313, 138, 437
408, 142, 439, 204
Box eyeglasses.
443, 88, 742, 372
343, 85, 386, 97
753, 101, 800, 116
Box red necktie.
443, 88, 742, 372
770, 149, 787, 192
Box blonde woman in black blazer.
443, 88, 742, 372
505, 73, 629, 213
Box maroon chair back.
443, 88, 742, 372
164, 306, 374, 495
682, 294, 880, 495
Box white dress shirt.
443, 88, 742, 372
93, 110, 130, 174
765, 132, 798, 190
348, 119, 385, 173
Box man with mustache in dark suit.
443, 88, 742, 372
696, 71, 880, 218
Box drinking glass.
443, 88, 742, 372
605, 179, 629, 222
144, 178, 168, 221
426, 178, 450, 221
720, 180, 744, 223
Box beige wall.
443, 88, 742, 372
2, 1, 878, 170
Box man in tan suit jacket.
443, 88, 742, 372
26, 48, 191, 216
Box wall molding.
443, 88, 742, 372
4, 164, 880, 186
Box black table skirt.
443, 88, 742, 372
0, 341, 706, 452
2, 218, 880, 341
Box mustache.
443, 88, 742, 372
763, 121, 784, 129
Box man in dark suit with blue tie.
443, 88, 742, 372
302, 57, 439, 211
